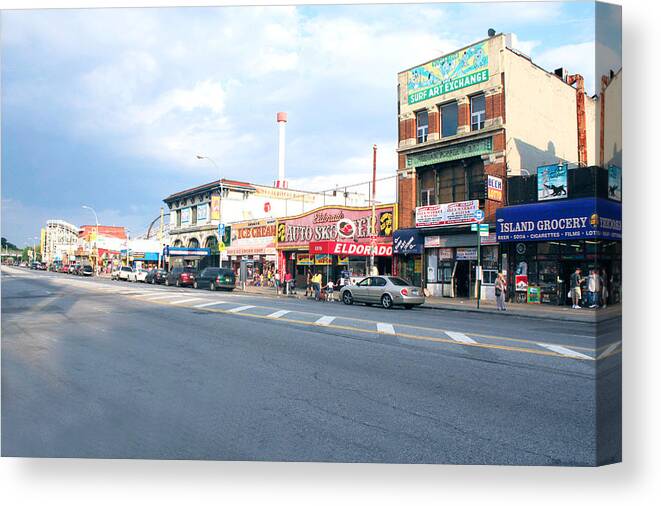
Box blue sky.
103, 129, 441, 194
1, 1, 620, 247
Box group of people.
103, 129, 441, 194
570, 267, 609, 309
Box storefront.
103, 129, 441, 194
226, 218, 278, 282
392, 228, 423, 287
163, 246, 211, 270
276, 204, 396, 288
496, 197, 622, 305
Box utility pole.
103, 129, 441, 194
197, 154, 223, 267
370, 144, 377, 275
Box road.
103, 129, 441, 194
1, 267, 621, 465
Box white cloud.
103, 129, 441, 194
534, 41, 596, 95
509, 33, 541, 57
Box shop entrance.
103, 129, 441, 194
453, 260, 472, 298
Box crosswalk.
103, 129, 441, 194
3, 267, 618, 362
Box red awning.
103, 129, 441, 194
309, 240, 392, 257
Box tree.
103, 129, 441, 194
1, 237, 19, 250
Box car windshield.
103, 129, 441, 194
183, 267, 196, 273
219, 269, 233, 276
388, 277, 410, 286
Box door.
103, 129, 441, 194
367, 276, 387, 302
454, 261, 470, 298
353, 277, 372, 302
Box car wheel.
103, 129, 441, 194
193, 281, 198, 289
381, 294, 393, 309
342, 291, 353, 305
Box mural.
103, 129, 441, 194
406, 41, 489, 105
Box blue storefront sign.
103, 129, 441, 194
163, 246, 211, 257
393, 229, 423, 254
496, 197, 621, 242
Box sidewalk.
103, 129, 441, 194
236, 285, 620, 322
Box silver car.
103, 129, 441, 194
340, 276, 425, 309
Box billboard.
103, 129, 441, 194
406, 41, 489, 105
415, 200, 480, 228
181, 207, 191, 224
487, 175, 503, 202
537, 164, 568, 201
197, 203, 208, 222
210, 195, 221, 220
608, 165, 622, 201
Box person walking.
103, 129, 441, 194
600, 268, 609, 309
587, 269, 600, 308
570, 267, 584, 309
305, 269, 312, 298
495, 271, 507, 311
274, 270, 280, 295
312, 272, 322, 301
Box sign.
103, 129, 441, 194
296, 253, 313, 265
181, 207, 191, 224
227, 219, 276, 257
487, 175, 503, 202
406, 41, 489, 105
197, 204, 208, 222
424, 235, 441, 248
165, 247, 211, 257
337, 255, 349, 265
218, 223, 225, 238
254, 186, 316, 203
474, 209, 485, 222
406, 138, 492, 169
527, 286, 541, 304
210, 195, 221, 220
608, 165, 622, 202
336, 218, 357, 240
537, 164, 568, 201
471, 223, 489, 232
456, 247, 477, 260
276, 204, 395, 249
309, 240, 393, 257
416, 200, 480, 228
496, 197, 622, 242
393, 229, 423, 254
314, 254, 332, 265
515, 274, 528, 292
438, 247, 454, 260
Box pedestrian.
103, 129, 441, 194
312, 272, 322, 301
570, 267, 583, 309
495, 271, 507, 311
305, 269, 312, 298
587, 268, 600, 308
284, 271, 293, 295
600, 268, 608, 309
325, 279, 335, 302
274, 270, 280, 294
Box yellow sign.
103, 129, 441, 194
218, 241, 226, 252
211, 195, 221, 220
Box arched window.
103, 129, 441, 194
173, 240, 182, 247
205, 236, 218, 253
188, 238, 200, 249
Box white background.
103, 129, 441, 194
1, 0, 659, 504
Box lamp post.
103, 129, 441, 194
82, 205, 99, 273
196, 154, 223, 267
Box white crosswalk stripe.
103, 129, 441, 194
315, 316, 335, 326
227, 305, 255, 313
193, 301, 228, 308
145, 294, 186, 301
445, 331, 477, 344
538, 343, 594, 360
376, 322, 396, 335
267, 310, 291, 319
170, 298, 202, 305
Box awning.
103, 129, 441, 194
309, 240, 392, 257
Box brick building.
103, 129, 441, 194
393, 32, 597, 298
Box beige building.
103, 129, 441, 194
600, 68, 622, 169
42, 219, 79, 265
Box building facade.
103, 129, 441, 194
42, 219, 79, 265
395, 33, 598, 299
163, 178, 370, 270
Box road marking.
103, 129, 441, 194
538, 343, 594, 360
193, 301, 228, 308
227, 305, 255, 313
597, 342, 621, 360
145, 294, 187, 301
315, 316, 335, 326
132, 291, 168, 297
170, 298, 202, 305
267, 310, 291, 319
445, 331, 477, 344
376, 322, 396, 335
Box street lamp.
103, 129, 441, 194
82, 205, 100, 274
196, 154, 223, 268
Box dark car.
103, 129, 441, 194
165, 266, 197, 287
145, 268, 167, 284
193, 267, 235, 291
79, 265, 94, 276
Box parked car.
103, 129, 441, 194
193, 267, 236, 291
164, 266, 197, 287
128, 268, 149, 283
111, 266, 134, 281
67, 264, 79, 274
145, 268, 166, 284
339, 276, 425, 309
79, 265, 94, 276
57, 264, 68, 273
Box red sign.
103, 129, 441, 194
309, 240, 393, 257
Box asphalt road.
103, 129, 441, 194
1, 267, 621, 465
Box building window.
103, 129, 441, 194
416, 110, 429, 143
470, 94, 486, 131
418, 170, 436, 206
175, 210, 181, 228
191, 206, 198, 225
440, 102, 458, 137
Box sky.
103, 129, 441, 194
1, 0, 620, 247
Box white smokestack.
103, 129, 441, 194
276, 111, 287, 188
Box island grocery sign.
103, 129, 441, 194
406, 41, 489, 105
